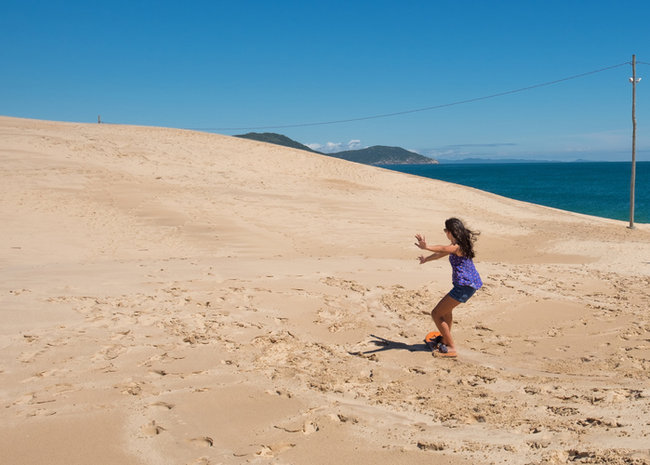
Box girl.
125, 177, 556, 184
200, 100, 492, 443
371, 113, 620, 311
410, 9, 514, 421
415, 217, 482, 358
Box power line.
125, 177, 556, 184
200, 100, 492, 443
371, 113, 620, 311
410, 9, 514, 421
191, 61, 631, 131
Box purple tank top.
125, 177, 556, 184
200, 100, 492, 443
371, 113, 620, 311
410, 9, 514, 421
449, 254, 483, 289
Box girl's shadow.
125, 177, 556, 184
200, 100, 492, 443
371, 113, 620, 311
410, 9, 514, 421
350, 334, 429, 355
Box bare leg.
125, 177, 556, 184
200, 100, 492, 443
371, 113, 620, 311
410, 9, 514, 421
431, 294, 461, 353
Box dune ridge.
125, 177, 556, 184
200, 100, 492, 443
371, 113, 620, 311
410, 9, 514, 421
1, 116, 649, 465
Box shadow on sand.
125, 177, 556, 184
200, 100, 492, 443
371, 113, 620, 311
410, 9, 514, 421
349, 334, 429, 356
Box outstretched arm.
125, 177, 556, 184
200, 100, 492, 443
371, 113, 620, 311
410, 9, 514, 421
418, 252, 447, 264
414, 234, 459, 255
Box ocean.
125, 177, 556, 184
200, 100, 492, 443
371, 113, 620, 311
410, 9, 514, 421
379, 161, 650, 224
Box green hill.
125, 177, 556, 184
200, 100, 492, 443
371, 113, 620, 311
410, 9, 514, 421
235, 132, 320, 153
234, 132, 437, 165
329, 145, 437, 165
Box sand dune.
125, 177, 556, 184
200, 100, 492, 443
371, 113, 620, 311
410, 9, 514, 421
1, 116, 649, 465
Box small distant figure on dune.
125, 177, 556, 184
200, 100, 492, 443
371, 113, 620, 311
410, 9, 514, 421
415, 217, 482, 358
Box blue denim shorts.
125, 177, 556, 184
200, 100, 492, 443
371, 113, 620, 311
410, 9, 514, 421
448, 284, 476, 303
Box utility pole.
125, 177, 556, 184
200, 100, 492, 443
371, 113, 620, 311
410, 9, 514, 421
629, 55, 640, 229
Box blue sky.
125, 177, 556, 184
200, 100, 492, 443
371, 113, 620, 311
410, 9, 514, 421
1, 0, 649, 161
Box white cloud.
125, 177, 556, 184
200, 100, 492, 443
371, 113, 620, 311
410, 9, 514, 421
347, 139, 362, 150
307, 139, 366, 154
325, 142, 344, 152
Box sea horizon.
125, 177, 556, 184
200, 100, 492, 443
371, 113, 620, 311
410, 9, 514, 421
380, 160, 649, 224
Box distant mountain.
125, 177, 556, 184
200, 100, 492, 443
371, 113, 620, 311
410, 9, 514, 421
437, 158, 555, 164
235, 132, 320, 154
234, 132, 437, 165
330, 145, 438, 165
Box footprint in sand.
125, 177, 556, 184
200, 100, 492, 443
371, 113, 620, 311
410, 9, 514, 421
274, 420, 319, 435
27, 408, 57, 417
9, 288, 31, 296
117, 381, 145, 396
256, 443, 296, 457
33, 368, 64, 378
95, 344, 126, 361
141, 420, 166, 436
332, 413, 359, 424
187, 437, 213, 448
149, 401, 174, 410
186, 458, 211, 465
110, 329, 132, 341
13, 393, 36, 405
19, 350, 42, 363
302, 421, 319, 435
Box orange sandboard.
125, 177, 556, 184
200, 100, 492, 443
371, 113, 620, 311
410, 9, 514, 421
424, 331, 443, 352
425, 331, 457, 358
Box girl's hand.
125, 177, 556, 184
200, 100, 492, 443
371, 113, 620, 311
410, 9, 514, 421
418, 255, 427, 264
414, 234, 427, 249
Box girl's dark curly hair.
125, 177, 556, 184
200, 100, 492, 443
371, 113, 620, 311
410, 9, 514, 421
445, 217, 480, 259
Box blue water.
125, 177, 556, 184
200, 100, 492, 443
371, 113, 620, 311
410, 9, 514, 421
380, 161, 650, 224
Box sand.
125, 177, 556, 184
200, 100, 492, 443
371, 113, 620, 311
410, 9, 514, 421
1, 115, 649, 465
